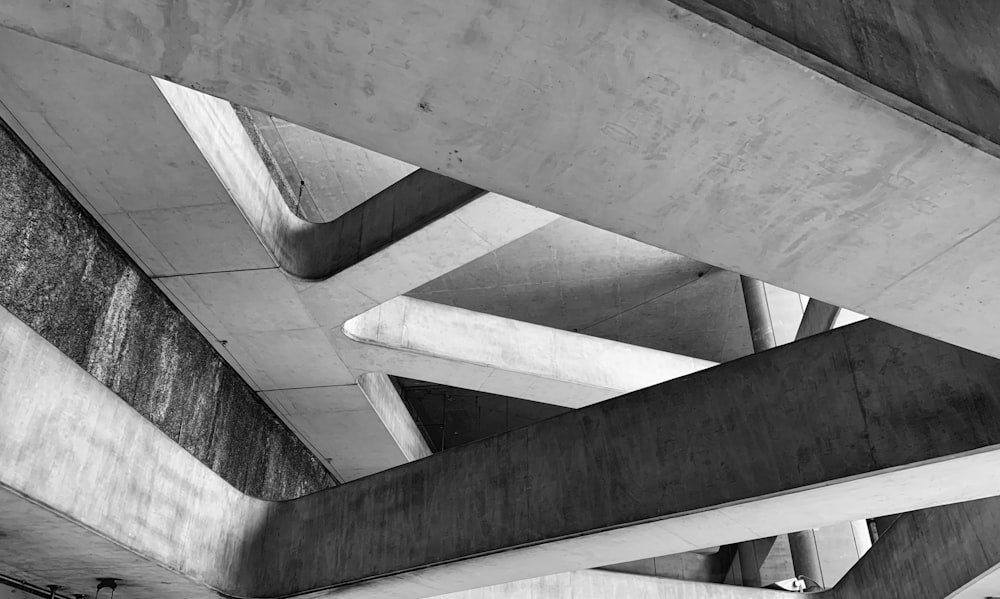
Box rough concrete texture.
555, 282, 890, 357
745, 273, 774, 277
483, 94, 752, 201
15, 0, 1000, 362
690, 0, 1000, 149
0, 118, 333, 500
7, 306, 1000, 599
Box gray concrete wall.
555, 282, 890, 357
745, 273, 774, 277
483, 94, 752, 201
0, 118, 333, 500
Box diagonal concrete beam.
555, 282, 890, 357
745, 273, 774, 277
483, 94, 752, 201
343, 296, 715, 407
0, 30, 709, 480
430, 570, 788, 599
6, 1, 1000, 358
6, 305, 1000, 599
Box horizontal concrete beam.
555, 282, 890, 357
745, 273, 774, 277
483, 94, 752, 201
6, 304, 1000, 599
344, 296, 715, 407
7, 1, 1000, 359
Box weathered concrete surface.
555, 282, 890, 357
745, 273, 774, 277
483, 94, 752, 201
9, 1, 1000, 359
688, 0, 1000, 151
0, 118, 332, 500
826, 497, 1000, 599
6, 306, 1000, 599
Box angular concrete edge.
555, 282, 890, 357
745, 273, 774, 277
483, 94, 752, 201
358, 372, 432, 463
343, 296, 717, 407
430, 570, 788, 599
795, 299, 841, 341
154, 78, 486, 281
8, 304, 1000, 599
12, 0, 1000, 360
827, 496, 1000, 599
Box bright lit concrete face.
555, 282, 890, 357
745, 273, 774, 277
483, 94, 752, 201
3, 0, 999, 359
0, 30, 714, 480
6, 307, 1000, 599
251, 111, 418, 222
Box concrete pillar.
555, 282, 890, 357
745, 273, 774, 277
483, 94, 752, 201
788, 530, 824, 587
736, 276, 778, 586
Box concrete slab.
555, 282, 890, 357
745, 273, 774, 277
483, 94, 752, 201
6, 309, 1000, 599
10, 0, 1000, 358
0, 31, 718, 482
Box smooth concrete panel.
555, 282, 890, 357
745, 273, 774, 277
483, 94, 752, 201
10, 0, 1000, 358
344, 296, 715, 407
252, 112, 417, 222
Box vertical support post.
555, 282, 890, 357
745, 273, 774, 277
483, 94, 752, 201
735, 276, 777, 586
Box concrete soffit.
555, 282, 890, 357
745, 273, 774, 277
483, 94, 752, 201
5, 310, 1000, 599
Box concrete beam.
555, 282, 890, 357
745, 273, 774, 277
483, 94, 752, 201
796, 300, 841, 341
6, 1, 1000, 358
0, 32, 714, 480
430, 570, 788, 599
344, 296, 715, 407
6, 305, 1000, 599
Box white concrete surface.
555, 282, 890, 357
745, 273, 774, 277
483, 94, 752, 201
345, 296, 715, 407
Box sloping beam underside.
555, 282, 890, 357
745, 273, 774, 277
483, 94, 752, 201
0, 30, 712, 481
4, 1, 1000, 357
5, 306, 1000, 599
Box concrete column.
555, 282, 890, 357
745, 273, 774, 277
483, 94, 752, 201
736, 276, 778, 586
788, 530, 824, 587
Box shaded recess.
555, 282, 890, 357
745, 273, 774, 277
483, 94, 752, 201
393, 377, 570, 452
0, 118, 333, 500
233, 104, 484, 280
247, 109, 417, 222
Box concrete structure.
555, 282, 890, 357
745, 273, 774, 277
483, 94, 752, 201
3, 2, 1000, 599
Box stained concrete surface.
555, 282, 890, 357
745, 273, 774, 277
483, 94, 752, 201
16, 0, 1000, 363
7, 305, 1000, 599
0, 118, 333, 500
691, 0, 1000, 149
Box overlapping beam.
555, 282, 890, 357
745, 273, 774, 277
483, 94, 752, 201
5, 303, 1000, 599
5, 1, 1000, 358
0, 30, 711, 481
